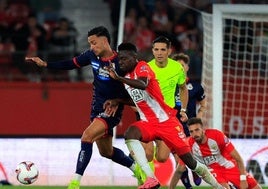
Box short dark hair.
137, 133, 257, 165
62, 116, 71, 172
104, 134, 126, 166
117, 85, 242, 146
118, 42, 137, 53
152, 36, 171, 48
187, 117, 203, 127
88, 26, 111, 44
171, 53, 190, 65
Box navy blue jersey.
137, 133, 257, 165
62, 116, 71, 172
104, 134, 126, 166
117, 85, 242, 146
175, 78, 205, 136
47, 50, 129, 131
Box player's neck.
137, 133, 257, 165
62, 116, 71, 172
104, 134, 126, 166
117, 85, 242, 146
102, 49, 115, 59
156, 60, 168, 68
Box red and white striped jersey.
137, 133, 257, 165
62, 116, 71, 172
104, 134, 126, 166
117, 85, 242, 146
188, 129, 238, 171
124, 61, 177, 123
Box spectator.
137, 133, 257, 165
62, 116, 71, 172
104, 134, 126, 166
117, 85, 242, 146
151, 0, 174, 36
29, 0, 62, 25
10, 13, 46, 81
133, 15, 155, 61
48, 17, 78, 81
123, 7, 137, 43
135, 16, 155, 52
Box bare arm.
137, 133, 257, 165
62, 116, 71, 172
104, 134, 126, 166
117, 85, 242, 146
103, 98, 135, 117
106, 66, 148, 90
230, 149, 248, 189
116, 76, 148, 90
197, 98, 206, 118
179, 83, 189, 122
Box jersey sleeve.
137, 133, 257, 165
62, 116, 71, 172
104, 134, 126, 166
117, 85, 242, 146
47, 50, 91, 70
135, 61, 151, 78
73, 50, 93, 67
214, 129, 235, 154
176, 61, 186, 85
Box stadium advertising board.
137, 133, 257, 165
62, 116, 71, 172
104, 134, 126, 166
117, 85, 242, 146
0, 138, 267, 186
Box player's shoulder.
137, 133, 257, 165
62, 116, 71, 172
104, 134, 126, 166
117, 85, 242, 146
168, 58, 181, 65
148, 59, 155, 67
168, 58, 184, 70
206, 129, 224, 138
136, 60, 151, 71
137, 60, 149, 66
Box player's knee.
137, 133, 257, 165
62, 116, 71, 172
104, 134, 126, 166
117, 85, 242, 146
124, 126, 142, 140
81, 131, 94, 143
179, 152, 197, 170
146, 153, 154, 162
156, 154, 169, 162
176, 164, 186, 172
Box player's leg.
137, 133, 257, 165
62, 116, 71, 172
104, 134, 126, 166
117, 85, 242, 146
133, 141, 154, 185
67, 118, 107, 189
179, 153, 224, 189
96, 135, 147, 185
155, 139, 170, 162
142, 141, 155, 174
169, 154, 188, 189
125, 124, 160, 189
176, 148, 194, 189
96, 135, 135, 170
142, 141, 154, 161
181, 121, 201, 187
129, 109, 153, 185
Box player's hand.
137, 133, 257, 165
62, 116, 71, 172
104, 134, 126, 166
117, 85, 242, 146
180, 111, 188, 122
103, 99, 119, 117
25, 57, 47, 67
104, 65, 119, 80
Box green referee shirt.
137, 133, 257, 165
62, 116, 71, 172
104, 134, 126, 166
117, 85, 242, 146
148, 58, 186, 108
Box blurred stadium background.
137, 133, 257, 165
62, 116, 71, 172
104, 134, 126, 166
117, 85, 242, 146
0, 0, 267, 188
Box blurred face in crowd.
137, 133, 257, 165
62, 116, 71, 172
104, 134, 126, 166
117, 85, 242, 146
88, 35, 109, 57
188, 123, 206, 144
152, 42, 171, 67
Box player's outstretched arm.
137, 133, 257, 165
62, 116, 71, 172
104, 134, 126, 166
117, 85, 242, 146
25, 57, 47, 67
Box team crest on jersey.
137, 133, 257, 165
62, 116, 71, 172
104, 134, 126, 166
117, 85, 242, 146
175, 126, 181, 132
98, 67, 110, 80
140, 65, 147, 71
211, 143, 218, 151
169, 79, 176, 88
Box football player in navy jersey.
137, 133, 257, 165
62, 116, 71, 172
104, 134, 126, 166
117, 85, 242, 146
25, 26, 141, 189
169, 53, 206, 189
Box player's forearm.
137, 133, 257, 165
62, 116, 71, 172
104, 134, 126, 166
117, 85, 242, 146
114, 98, 135, 106
231, 149, 247, 175
197, 99, 206, 118
179, 84, 189, 110
117, 76, 147, 90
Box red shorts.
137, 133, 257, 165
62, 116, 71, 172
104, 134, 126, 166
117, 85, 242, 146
133, 116, 191, 156
211, 168, 258, 189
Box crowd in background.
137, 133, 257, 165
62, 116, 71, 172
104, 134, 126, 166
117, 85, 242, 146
0, 0, 77, 81
0, 0, 266, 82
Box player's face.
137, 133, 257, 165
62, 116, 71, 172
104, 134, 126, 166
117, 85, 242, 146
188, 123, 205, 144
118, 51, 136, 72
152, 42, 171, 66
88, 35, 107, 57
